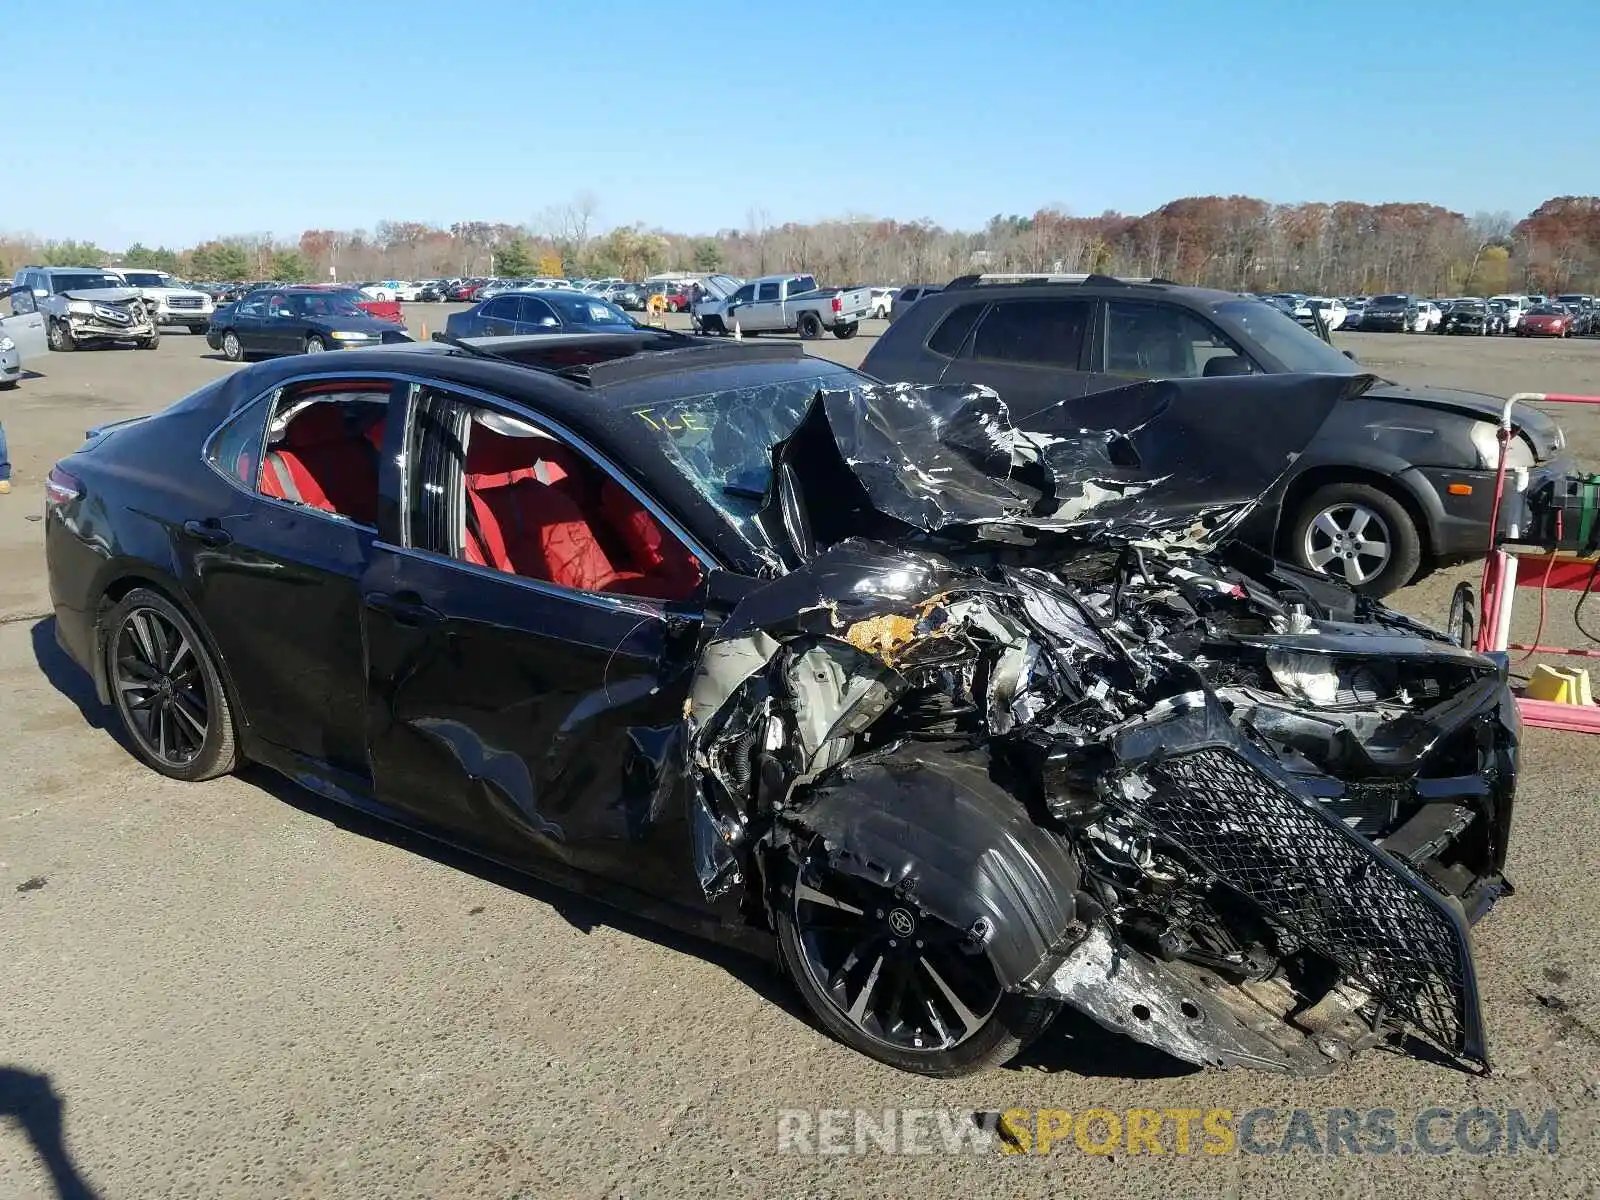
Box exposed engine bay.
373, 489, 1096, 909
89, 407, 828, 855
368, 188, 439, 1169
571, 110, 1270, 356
686, 375, 1517, 1077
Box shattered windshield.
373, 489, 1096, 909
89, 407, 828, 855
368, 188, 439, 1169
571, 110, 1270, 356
626, 363, 870, 540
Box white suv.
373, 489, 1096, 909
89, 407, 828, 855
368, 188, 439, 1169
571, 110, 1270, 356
110, 268, 215, 333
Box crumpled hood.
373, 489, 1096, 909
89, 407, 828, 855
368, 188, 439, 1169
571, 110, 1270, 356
61, 287, 144, 304
761, 373, 1367, 558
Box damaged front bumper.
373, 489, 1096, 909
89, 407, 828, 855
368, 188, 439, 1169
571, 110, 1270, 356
67, 313, 156, 341
687, 377, 1520, 1079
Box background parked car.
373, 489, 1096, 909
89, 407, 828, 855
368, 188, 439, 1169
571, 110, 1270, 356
1293, 296, 1348, 330
206, 287, 415, 360
1359, 294, 1419, 333
1438, 299, 1502, 335
443, 289, 637, 338
860, 273, 1568, 595
868, 287, 897, 319
887, 283, 942, 322
1516, 305, 1574, 337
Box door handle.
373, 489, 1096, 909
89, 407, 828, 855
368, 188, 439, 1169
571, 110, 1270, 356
182, 519, 233, 547
365, 591, 443, 627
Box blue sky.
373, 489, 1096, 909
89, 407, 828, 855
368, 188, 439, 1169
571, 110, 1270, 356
15, 1, 1597, 248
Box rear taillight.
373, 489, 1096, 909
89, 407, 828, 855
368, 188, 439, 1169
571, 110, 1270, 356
46, 465, 82, 504
831, 296, 842, 314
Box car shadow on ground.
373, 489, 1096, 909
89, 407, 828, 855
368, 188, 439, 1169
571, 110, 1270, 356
0, 1066, 102, 1199
30, 620, 126, 745
232, 760, 809, 1017
29, 617, 1191, 1080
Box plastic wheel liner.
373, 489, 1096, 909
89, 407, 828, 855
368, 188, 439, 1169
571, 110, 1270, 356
681, 374, 1516, 1075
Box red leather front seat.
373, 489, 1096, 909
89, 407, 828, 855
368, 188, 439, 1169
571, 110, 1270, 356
463, 426, 642, 593
261, 404, 380, 524
599, 479, 703, 599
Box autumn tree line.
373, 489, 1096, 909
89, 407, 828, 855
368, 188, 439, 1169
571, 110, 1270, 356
5, 194, 1600, 296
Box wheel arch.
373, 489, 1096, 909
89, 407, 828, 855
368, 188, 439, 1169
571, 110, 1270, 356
91, 567, 250, 739
1275, 464, 1435, 566
766, 749, 1083, 991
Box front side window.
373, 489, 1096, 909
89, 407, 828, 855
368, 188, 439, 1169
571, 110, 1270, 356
730, 284, 755, 304
1104, 301, 1252, 379
926, 303, 984, 357
406, 387, 703, 601
516, 297, 558, 326
969, 299, 1091, 368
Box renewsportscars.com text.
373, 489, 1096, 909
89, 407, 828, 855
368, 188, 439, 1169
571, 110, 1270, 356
775, 1106, 1560, 1157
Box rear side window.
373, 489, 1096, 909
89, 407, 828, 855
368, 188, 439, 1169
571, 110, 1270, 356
926, 304, 985, 357
757, 281, 781, 302
970, 299, 1090, 368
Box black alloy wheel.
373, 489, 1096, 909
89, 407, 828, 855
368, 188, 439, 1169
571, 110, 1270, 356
104, 588, 238, 782
774, 850, 1059, 1076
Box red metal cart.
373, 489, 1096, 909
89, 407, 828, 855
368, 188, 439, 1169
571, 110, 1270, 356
1474, 391, 1600, 733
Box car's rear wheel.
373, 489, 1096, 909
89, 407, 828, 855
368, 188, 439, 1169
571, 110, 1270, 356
305, 335, 327, 353
773, 849, 1060, 1077
103, 588, 238, 782
1288, 482, 1421, 596
221, 331, 244, 361
797, 313, 823, 340
833, 321, 860, 340
47, 320, 75, 352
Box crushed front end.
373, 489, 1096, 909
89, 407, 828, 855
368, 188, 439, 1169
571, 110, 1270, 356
688, 375, 1518, 1077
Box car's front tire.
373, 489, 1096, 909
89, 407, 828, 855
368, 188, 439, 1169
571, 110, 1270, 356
1288, 482, 1421, 597
46, 320, 75, 352
221, 330, 244, 361
771, 848, 1060, 1077
103, 588, 239, 782
305, 335, 327, 353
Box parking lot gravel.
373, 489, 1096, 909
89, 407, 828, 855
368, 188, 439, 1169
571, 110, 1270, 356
1, 312, 1597, 1197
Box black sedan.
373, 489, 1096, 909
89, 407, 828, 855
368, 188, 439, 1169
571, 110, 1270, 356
1438, 299, 1502, 335
43, 333, 1520, 1079
206, 287, 413, 360
444, 289, 637, 338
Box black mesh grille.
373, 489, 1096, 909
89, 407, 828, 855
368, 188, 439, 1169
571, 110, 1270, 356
1114, 747, 1476, 1059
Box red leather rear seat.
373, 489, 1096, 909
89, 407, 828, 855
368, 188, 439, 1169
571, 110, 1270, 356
260, 404, 381, 524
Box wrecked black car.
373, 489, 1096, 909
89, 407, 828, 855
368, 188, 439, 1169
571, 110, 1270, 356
44, 332, 1517, 1079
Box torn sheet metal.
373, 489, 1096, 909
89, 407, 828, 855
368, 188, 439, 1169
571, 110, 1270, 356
682, 374, 1516, 1077
763, 373, 1373, 550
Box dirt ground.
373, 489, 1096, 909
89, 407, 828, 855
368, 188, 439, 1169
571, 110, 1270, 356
1, 312, 1597, 1198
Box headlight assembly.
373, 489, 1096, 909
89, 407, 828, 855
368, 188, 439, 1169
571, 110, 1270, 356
1468, 421, 1535, 470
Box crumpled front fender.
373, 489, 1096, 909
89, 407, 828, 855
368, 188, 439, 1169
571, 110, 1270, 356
772, 749, 1083, 991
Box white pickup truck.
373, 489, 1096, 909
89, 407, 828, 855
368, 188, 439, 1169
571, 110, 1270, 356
109, 268, 215, 333
695, 273, 872, 339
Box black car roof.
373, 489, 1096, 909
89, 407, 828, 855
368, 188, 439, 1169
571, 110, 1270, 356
228, 331, 856, 460
219, 332, 864, 571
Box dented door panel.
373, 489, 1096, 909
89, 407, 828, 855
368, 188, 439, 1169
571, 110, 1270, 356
360, 544, 707, 905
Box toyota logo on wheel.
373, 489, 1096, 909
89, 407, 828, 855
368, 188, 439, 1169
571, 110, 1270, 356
887, 908, 916, 938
